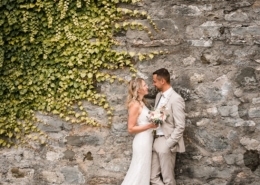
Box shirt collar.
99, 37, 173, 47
161, 87, 173, 98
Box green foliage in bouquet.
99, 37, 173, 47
0, 0, 164, 147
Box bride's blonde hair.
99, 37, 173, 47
126, 77, 146, 107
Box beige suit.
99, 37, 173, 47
151, 88, 185, 185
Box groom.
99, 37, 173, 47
150, 68, 186, 185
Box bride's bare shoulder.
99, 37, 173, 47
128, 100, 141, 110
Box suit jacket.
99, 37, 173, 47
155, 88, 186, 153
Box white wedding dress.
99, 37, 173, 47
121, 105, 153, 185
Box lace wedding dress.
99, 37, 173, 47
121, 105, 153, 185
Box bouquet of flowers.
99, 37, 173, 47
147, 106, 168, 125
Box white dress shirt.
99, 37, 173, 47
155, 87, 173, 135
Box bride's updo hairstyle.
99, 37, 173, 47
126, 77, 144, 107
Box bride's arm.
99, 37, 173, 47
127, 102, 156, 134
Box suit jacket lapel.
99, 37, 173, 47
163, 88, 174, 108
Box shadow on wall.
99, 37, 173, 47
244, 150, 260, 172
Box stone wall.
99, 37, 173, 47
1, 0, 260, 184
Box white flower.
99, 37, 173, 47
147, 106, 168, 125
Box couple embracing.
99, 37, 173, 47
121, 68, 186, 185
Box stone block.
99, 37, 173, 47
190, 73, 205, 85
189, 39, 213, 47
104, 158, 126, 172
218, 106, 230, 117
126, 19, 181, 42
233, 45, 258, 59
227, 130, 238, 140
196, 129, 228, 151
207, 179, 228, 185
65, 134, 103, 147
207, 107, 219, 116
235, 120, 256, 127
112, 122, 127, 131
214, 75, 232, 97
46, 150, 63, 161
196, 118, 209, 127
183, 56, 196, 66
190, 165, 235, 179
253, 0, 260, 12
252, 97, 260, 104
200, 50, 225, 65
234, 88, 243, 98
172, 4, 212, 16
224, 154, 236, 165
41, 171, 64, 183
36, 113, 72, 132
63, 150, 75, 161
126, 30, 150, 42
222, 118, 256, 128
212, 155, 225, 164
65, 136, 84, 147
225, 11, 249, 22
195, 85, 222, 103
218, 105, 239, 118
236, 67, 258, 87
152, 19, 179, 39
6, 168, 34, 184
186, 21, 222, 40
249, 107, 260, 118
236, 154, 245, 166
87, 176, 119, 185
224, 154, 244, 166
130, 39, 182, 47
60, 167, 85, 184
82, 101, 108, 123
240, 137, 260, 151
229, 26, 260, 45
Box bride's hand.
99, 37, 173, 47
148, 123, 158, 129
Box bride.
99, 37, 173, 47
121, 77, 157, 185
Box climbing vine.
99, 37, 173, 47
0, 0, 162, 147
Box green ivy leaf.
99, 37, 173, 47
0, 0, 160, 148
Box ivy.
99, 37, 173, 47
0, 0, 163, 147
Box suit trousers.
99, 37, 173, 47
151, 137, 176, 185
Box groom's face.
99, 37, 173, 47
153, 74, 164, 91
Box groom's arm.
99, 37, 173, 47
165, 95, 185, 148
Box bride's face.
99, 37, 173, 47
138, 80, 149, 96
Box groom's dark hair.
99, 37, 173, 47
153, 68, 170, 84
